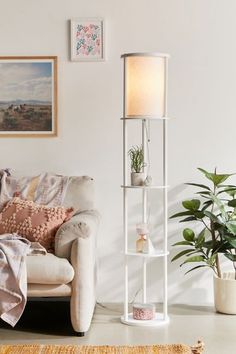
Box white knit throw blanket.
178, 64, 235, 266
0, 169, 69, 211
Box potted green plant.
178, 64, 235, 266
171, 168, 236, 314
128, 145, 146, 186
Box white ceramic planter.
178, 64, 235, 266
214, 272, 236, 314
131, 172, 146, 186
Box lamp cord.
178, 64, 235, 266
145, 120, 151, 176
144, 120, 151, 224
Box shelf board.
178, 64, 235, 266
121, 312, 169, 327
120, 117, 170, 121
125, 250, 169, 258
121, 185, 168, 190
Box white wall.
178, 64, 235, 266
1, 0, 236, 304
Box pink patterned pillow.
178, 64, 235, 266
0, 197, 74, 251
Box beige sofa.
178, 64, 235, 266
25, 176, 99, 336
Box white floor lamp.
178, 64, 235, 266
121, 52, 170, 326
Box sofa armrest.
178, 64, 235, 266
70, 234, 97, 332
54, 210, 99, 259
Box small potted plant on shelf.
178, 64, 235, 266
171, 168, 236, 314
128, 145, 146, 186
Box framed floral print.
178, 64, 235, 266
0, 56, 57, 137
70, 18, 105, 61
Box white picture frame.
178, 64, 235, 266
70, 18, 105, 61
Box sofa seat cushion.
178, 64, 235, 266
26, 253, 74, 285
27, 283, 72, 297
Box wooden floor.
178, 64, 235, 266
0, 300, 235, 354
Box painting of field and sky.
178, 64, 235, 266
0, 57, 57, 137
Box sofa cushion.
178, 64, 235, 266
0, 197, 73, 251
27, 283, 72, 297
26, 253, 74, 285
63, 176, 95, 211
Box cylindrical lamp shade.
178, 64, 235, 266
122, 53, 169, 119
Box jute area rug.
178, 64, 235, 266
0, 341, 204, 354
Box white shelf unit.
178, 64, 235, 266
121, 312, 168, 327
126, 250, 169, 258
121, 53, 169, 327
121, 185, 168, 190
121, 116, 169, 327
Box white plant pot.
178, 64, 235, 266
214, 272, 236, 314
131, 172, 146, 186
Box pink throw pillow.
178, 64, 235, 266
0, 197, 74, 251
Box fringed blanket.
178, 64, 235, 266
0, 234, 46, 327
0, 169, 69, 326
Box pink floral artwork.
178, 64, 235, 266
71, 19, 104, 61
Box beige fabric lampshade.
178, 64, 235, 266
124, 54, 168, 118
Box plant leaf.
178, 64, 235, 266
181, 255, 205, 265
218, 184, 236, 188
182, 199, 200, 211
224, 253, 236, 262
210, 193, 228, 220
203, 240, 226, 253
184, 265, 208, 275
204, 210, 221, 223
171, 249, 195, 262
228, 199, 236, 208
172, 241, 194, 246
194, 210, 205, 219
217, 188, 236, 196
226, 189, 236, 197
196, 191, 211, 195
183, 228, 195, 241
185, 183, 210, 191
198, 168, 234, 186
179, 216, 198, 223
196, 229, 205, 248
203, 199, 213, 205
201, 200, 212, 211
207, 254, 217, 266
224, 235, 236, 248
226, 221, 236, 235
170, 211, 194, 219
203, 240, 215, 248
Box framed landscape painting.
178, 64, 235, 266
0, 56, 57, 137
70, 18, 104, 61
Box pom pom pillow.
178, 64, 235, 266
0, 197, 74, 251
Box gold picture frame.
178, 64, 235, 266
0, 56, 57, 137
